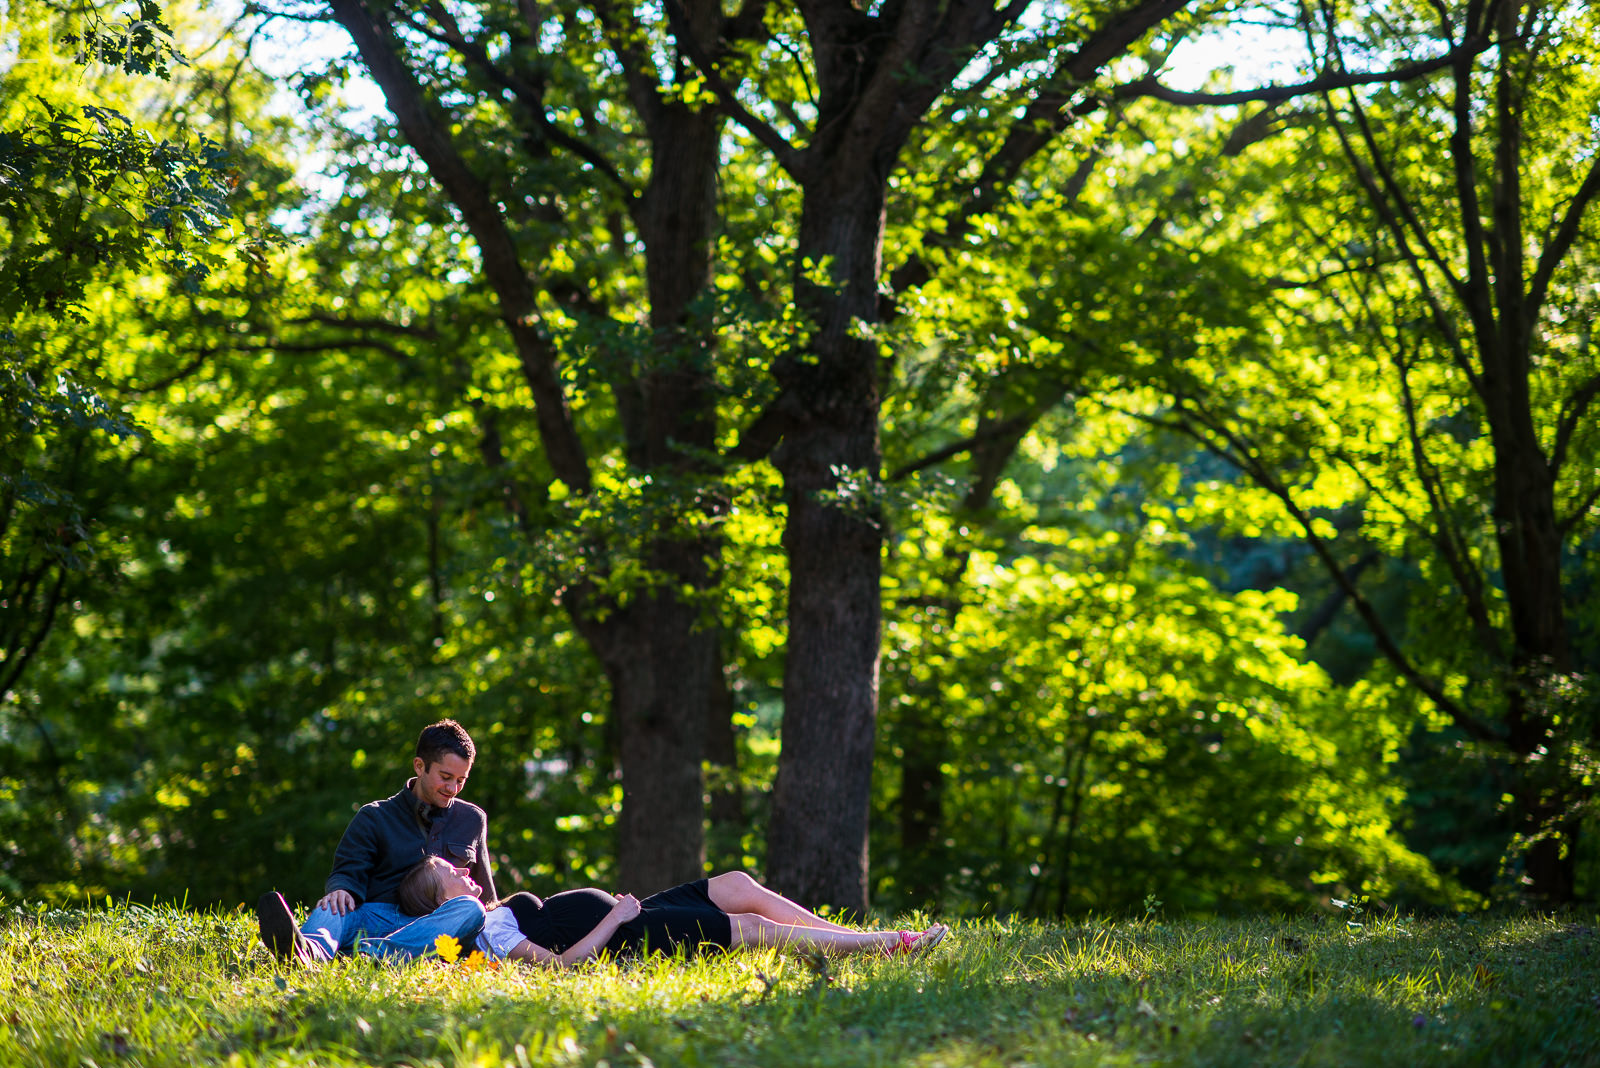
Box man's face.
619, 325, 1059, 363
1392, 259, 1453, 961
413, 752, 471, 808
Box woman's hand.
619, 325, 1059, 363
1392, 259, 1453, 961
536, 893, 641, 968
609, 893, 641, 923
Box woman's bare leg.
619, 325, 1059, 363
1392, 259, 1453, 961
706, 871, 860, 934
727, 913, 899, 954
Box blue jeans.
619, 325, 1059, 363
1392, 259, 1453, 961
302, 896, 486, 960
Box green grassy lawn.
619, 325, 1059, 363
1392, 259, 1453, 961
2, 902, 1596, 1067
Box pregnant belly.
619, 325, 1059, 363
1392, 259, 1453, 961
526, 888, 616, 952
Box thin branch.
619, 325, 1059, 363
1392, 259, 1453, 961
1341, 78, 1464, 301
1319, 91, 1481, 389
127, 330, 429, 394
1525, 153, 1600, 341
768, 33, 818, 114
1294, 548, 1380, 645
327, 0, 593, 493
729, 388, 802, 463
1390, 327, 1500, 657
1552, 372, 1600, 476
1558, 481, 1600, 539
406, 2, 635, 195
889, 0, 1195, 297
126, 350, 213, 394
0, 564, 68, 700
1149, 396, 1501, 742
471, 397, 535, 536
1266, 256, 1404, 288
1112, 38, 1487, 106
280, 313, 439, 338
660, 0, 805, 179
888, 409, 1037, 482
589, 0, 669, 137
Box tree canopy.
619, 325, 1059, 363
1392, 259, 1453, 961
1, 0, 1595, 913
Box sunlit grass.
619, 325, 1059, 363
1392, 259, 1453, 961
1, 903, 1596, 1067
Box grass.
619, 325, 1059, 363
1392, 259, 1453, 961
2, 901, 1598, 1067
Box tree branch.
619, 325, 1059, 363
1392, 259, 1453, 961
1558, 481, 1600, 539
1318, 91, 1482, 390
1155, 396, 1502, 743
890, 0, 1195, 297
660, 0, 806, 180
588, 0, 669, 139
0, 564, 68, 700
405, 2, 635, 195
1552, 372, 1600, 478
888, 409, 1038, 482
1112, 39, 1483, 106
729, 388, 803, 463
1294, 548, 1378, 646
280, 313, 439, 338
1390, 326, 1500, 658
327, 0, 593, 493
1525, 153, 1600, 342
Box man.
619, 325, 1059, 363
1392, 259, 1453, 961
256, 719, 497, 963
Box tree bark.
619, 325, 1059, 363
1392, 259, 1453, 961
327, 0, 732, 893
765, 175, 889, 915
750, 0, 1198, 913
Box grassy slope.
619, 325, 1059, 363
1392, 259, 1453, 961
2, 904, 1597, 1067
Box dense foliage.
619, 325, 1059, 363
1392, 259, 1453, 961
1, 0, 1595, 914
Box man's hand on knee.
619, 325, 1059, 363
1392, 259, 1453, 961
318, 889, 357, 915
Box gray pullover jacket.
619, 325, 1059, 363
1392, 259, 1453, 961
324, 779, 496, 907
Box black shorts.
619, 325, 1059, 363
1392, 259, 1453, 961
606, 878, 733, 957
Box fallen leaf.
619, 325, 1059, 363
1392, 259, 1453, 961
433, 934, 462, 964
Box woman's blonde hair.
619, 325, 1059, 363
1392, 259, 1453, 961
397, 858, 446, 917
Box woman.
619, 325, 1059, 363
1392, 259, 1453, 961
398, 856, 948, 968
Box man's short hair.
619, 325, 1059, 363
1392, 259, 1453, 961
416, 719, 476, 768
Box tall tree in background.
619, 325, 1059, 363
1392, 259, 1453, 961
690, 0, 1204, 911
19, 0, 1592, 915
291, 0, 767, 892
1105, 0, 1600, 900
287, 0, 1215, 911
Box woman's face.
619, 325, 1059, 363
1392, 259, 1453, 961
432, 857, 480, 902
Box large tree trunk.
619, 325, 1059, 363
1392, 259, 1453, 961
765, 179, 888, 915
748, 0, 1193, 914
601, 579, 716, 892
1476, 1, 1577, 904
604, 94, 728, 893
1484, 348, 1576, 902
327, 0, 734, 895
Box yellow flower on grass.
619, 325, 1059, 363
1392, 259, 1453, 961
433, 934, 463, 963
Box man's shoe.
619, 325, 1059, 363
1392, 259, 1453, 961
257, 891, 315, 966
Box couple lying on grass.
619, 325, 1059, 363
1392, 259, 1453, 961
257, 719, 946, 967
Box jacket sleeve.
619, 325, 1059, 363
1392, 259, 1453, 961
471, 817, 497, 903
324, 807, 379, 903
